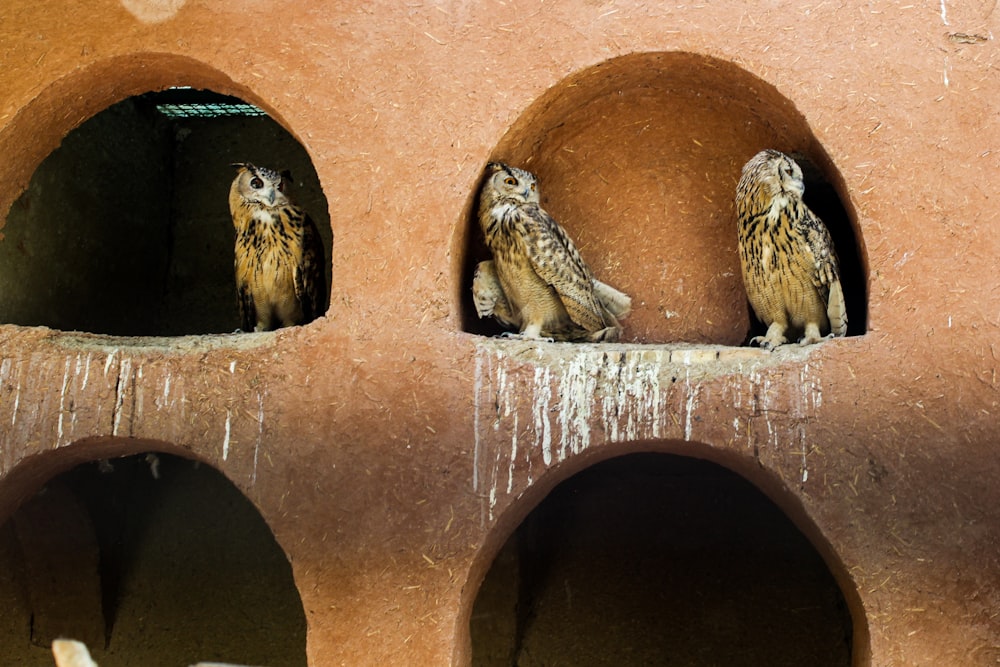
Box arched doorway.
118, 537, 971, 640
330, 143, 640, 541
0, 452, 306, 666
0, 56, 332, 336
459, 51, 867, 345
471, 453, 854, 666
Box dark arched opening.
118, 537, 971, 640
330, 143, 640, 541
0, 86, 331, 336
471, 453, 854, 665
0, 452, 306, 666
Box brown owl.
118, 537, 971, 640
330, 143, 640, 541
473, 162, 630, 342
229, 163, 328, 332
736, 149, 847, 349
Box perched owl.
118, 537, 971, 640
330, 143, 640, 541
474, 161, 630, 342
229, 162, 328, 332
735, 149, 847, 349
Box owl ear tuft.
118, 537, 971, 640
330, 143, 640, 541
231, 162, 254, 172
280, 169, 294, 184
485, 162, 507, 174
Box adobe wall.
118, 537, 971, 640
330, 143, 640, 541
1, 1, 998, 665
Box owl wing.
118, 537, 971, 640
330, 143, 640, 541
472, 260, 519, 327
519, 203, 607, 332
294, 213, 328, 323
234, 230, 257, 331
798, 206, 840, 293
799, 205, 848, 336
237, 282, 256, 332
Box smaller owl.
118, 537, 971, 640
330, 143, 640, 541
229, 163, 328, 332
474, 162, 630, 342
735, 149, 847, 349
473, 260, 631, 337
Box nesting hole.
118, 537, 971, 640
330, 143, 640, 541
0, 89, 332, 336
460, 52, 867, 344
471, 453, 855, 666
0, 452, 306, 666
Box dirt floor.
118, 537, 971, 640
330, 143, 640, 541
471, 453, 853, 666
0, 453, 306, 667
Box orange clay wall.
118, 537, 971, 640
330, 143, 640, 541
1, 1, 998, 664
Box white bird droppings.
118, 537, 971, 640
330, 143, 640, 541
473, 340, 825, 518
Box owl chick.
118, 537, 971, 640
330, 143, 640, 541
229, 163, 328, 332
735, 149, 847, 349
474, 162, 630, 342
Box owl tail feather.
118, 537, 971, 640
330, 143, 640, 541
593, 280, 632, 320
827, 280, 848, 337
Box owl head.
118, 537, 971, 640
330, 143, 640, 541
480, 161, 541, 206
744, 150, 805, 199
231, 162, 294, 208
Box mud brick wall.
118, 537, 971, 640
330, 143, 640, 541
1, 1, 998, 665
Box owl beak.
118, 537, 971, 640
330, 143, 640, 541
267, 189, 276, 205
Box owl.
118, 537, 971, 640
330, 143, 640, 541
735, 149, 847, 349
229, 163, 328, 332
474, 161, 630, 342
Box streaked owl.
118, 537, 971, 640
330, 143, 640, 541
735, 149, 847, 349
474, 162, 630, 342
229, 162, 328, 332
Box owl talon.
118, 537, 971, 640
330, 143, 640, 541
585, 326, 623, 343
799, 332, 836, 346
498, 331, 555, 343
796, 322, 834, 346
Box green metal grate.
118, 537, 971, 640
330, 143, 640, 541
140, 88, 268, 119
154, 102, 267, 118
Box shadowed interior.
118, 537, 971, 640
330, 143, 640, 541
0, 452, 307, 666
471, 453, 854, 666
0, 91, 332, 336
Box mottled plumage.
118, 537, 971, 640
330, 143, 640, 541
474, 162, 630, 342
473, 260, 631, 336
736, 149, 847, 348
229, 162, 328, 332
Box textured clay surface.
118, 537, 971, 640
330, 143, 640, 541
1, 1, 999, 666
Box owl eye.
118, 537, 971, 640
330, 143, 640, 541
277, 180, 286, 192
530, 183, 536, 191
504, 177, 517, 186
250, 177, 264, 189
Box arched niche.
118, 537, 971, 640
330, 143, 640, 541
462, 450, 870, 666
0, 447, 306, 667
0, 54, 332, 337
459, 51, 867, 345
